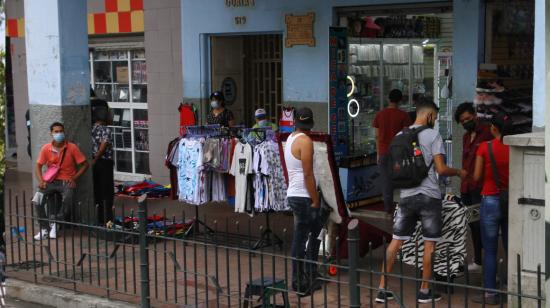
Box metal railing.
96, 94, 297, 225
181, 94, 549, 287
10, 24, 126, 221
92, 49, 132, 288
3, 190, 546, 307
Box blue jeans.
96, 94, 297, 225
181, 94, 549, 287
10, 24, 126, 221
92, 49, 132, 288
288, 197, 322, 284
480, 195, 508, 292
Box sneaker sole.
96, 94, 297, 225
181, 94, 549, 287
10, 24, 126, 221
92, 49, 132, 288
418, 297, 442, 304
375, 296, 394, 303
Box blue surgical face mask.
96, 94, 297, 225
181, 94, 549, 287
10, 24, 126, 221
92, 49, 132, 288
53, 133, 65, 143
210, 101, 220, 109
258, 119, 267, 126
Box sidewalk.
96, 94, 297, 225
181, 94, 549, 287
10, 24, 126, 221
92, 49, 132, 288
4, 167, 498, 307
6, 278, 135, 308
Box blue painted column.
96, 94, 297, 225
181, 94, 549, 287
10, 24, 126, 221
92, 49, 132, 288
24, 0, 94, 223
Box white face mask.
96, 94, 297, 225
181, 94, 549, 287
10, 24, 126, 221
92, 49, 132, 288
210, 101, 220, 109
258, 119, 267, 126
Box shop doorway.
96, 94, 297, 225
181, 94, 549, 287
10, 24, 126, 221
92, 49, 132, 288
210, 34, 282, 127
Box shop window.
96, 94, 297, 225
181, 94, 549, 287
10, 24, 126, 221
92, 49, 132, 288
90, 49, 150, 178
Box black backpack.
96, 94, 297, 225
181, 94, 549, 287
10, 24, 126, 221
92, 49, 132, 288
386, 126, 433, 189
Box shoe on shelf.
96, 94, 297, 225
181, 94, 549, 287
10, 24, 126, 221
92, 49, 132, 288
34, 229, 48, 241
417, 290, 442, 304
375, 290, 395, 303
468, 262, 482, 272
472, 293, 501, 305
49, 223, 57, 239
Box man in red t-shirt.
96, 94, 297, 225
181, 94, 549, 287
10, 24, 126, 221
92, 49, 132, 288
34, 122, 89, 240
373, 89, 413, 213
454, 102, 493, 271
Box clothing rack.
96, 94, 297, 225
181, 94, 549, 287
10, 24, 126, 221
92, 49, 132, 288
177, 125, 283, 246
251, 211, 283, 250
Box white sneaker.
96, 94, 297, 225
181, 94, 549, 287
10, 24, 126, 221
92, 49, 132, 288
34, 229, 48, 240
468, 262, 482, 272
49, 223, 57, 239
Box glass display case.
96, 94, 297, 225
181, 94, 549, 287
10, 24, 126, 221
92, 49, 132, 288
346, 38, 438, 156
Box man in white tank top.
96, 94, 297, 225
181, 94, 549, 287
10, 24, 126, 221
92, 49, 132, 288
284, 107, 323, 295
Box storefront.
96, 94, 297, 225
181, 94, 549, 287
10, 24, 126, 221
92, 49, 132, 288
5, 0, 183, 184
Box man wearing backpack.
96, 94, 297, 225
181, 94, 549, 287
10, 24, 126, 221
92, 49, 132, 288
373, 89, 412, 213
376, 101, 467, 304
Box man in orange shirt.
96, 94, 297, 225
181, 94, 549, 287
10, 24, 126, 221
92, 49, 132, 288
33, 122, 89, 240
373, 89, 412, 213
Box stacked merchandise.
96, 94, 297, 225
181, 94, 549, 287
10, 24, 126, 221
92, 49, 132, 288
474, 81, 532, 134
115, 180, 171, 198
107, 215, 195, 238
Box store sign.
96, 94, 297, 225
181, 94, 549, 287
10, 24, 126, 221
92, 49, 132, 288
329, 27, 349, 163
234, 16, 247, 25
225, 0, 255, 7
285, 13, 315, 48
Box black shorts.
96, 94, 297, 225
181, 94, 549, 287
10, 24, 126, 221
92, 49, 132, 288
393, 194, 442, 241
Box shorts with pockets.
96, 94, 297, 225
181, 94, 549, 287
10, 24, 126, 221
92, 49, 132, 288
392, 194, 442, 241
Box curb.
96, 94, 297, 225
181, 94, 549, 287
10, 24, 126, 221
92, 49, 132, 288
6, 279, 137, 308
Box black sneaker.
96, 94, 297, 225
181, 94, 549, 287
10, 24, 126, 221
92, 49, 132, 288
375, 290, 395, 303
417, 290, 442, 304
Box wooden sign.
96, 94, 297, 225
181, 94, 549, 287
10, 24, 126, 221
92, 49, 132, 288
285, 12, 315, 48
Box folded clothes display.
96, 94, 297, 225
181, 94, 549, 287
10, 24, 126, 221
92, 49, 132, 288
115, 180, 171, 198
107, 215, 194, 238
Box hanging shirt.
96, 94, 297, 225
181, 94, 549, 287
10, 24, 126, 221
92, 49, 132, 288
229, 142, 253, 213
279, 107, 295, 133
178, 138, 206, 205
179, 104, 196, 135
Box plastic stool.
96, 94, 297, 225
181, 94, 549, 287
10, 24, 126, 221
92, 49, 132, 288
243, 277, 290, 308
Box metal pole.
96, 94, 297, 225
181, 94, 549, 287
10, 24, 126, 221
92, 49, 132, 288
138, 195, 150, 308
347, 219, 360, 308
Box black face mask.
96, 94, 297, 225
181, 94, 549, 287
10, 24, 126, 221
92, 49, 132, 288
462, 120, 476, 132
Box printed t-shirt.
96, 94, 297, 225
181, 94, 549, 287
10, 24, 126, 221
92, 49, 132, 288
37, 142, 87, 181
229, 142, 253, 213
373, 107, 412, 155
399, 126, 446, 200
476, 138, 509, 196
178, 138, 205, 204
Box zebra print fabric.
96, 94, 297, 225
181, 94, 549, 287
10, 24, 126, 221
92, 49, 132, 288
399, 194, 471, 277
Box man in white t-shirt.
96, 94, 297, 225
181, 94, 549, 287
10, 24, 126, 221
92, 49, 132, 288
284, 107, 322, 295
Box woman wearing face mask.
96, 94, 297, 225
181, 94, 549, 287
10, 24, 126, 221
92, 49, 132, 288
472, 113, 511, 305
206, 91, 234, 127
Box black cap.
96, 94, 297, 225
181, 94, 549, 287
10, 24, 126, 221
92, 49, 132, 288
210, 91, 225, 101
295, 107, 314, 130
490, 112, 512, 135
